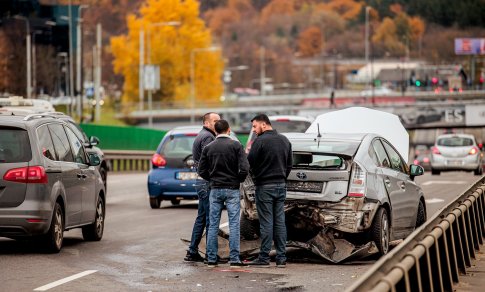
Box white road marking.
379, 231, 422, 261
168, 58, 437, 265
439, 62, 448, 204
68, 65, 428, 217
421, 181, 467, 186
426, 198, 445, 204
33, 270, 98, 291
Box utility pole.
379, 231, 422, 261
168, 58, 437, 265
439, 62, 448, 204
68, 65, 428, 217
139, 30, 144, 111
94, 23, 102, 122
260, 46, 266, 96
68, 0, 74, 114
77, 5, 88, 121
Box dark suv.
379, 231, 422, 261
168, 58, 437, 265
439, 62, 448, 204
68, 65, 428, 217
0, 111, 106, 252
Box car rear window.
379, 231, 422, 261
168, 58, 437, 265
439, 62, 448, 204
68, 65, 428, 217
160, 135, 197, 157
291, 140, 361, 157
437, 137, 473, 147
271, 120, 311, 133
293, 152, 345, 170
0, 127, 31, 163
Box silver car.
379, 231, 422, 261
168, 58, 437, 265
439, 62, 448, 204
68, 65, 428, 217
0, 112, 106, 252
241, 132, 426, 263
430, 134, 483, 175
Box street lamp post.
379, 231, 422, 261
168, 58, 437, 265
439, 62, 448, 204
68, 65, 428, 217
190, 46, 220, 124
139, 21, 180, 127
76, 5, 89, 121
14, 16, 31, 99
146, 21, 180, 128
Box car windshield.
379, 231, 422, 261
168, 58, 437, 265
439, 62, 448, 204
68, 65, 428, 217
160, 134, 196, 158
293, 152, 345, 169
291, 140, 361, 157
0, 127, 31, 163
437, 137, 473, 147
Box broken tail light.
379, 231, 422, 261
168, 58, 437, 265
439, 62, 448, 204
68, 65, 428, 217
348, 162, 366, 197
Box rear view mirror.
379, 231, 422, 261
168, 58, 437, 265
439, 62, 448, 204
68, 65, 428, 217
89, 136, 100, 146
410, 164, 424, 180
89, 153, 101, 167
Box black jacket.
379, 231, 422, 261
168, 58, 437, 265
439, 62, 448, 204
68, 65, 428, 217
198, 135, 249, 189
192, 126, 216, 168
247, 130, 292, 186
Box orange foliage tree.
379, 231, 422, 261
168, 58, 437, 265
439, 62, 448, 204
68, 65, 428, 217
110, 0, 224, 107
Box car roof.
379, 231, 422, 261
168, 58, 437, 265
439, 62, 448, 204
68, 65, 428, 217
0, 111, 66, 128
269, 115, 314, 122
283, 132, 368, 142
436, 133, 475, 139
168, 125, 203, 135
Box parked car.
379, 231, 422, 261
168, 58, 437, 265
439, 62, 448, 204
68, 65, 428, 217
147, 126, 239, 208
245, 115, 313, 153
397, 107, 442, 126
360, 87, 395, 97
430, 134, 483, 175
0, 111, 106, 252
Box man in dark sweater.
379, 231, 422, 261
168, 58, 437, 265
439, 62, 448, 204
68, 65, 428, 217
184, 112, 220, 262
198, 120, 249, 267
247, 114, 292, 268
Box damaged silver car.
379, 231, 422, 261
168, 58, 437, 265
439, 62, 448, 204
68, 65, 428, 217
240, 132, 426, 263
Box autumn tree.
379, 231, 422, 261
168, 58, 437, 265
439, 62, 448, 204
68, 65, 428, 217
297, 26, 322, 57
317, 0, 363, 21
111, 0, 224, 107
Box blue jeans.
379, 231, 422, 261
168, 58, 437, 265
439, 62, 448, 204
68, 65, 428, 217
188, 179, 210, 255
255, 183, 287, 263
207, 188, 241, 263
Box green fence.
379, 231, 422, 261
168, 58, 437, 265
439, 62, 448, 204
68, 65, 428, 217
80, 124, 249, 151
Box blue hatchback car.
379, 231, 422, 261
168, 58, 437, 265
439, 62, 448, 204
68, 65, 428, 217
148, 126, 201, 208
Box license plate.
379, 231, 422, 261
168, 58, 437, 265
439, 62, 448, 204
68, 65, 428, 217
176, 172, 199, 180
446, 160, 462, 166
287, 181, 324, 193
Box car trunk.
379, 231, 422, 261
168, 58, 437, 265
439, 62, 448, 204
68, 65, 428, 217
437, 145, 473, 158
0, 127, 31, 208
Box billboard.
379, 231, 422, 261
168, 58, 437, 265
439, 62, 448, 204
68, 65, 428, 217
455, 38, 485, 55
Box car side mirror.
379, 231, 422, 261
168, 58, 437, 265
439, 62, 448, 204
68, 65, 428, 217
89, 136, 100, 146
410, 164, 424, 180
89, 153, 101, 167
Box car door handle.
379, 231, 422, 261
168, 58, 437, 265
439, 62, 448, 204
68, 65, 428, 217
400, 182, 406, 190
384, 177, 391, 186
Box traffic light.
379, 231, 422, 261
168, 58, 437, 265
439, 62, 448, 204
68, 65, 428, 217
415, 80, 421, 87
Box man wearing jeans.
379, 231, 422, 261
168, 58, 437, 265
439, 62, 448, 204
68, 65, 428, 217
184, 112, 220, 262
247, 114, 292, 268
198, 120, 249, 267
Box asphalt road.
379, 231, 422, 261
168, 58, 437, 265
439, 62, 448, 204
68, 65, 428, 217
0, 171, 481, 292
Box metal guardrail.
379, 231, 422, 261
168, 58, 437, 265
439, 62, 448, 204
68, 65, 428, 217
103, 150, 153, 172
348, 176, 485, 292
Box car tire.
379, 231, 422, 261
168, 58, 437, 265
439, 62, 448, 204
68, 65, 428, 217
474, 166, 483, 176
171, 199, 181, 206
42, 202, 64, 253
371, 207, 390, 256
150, 197, 161, 209
240, 213, 260, 240
415, 200, 426, 228
431, 168, 440, 175
82, 196, 105, 241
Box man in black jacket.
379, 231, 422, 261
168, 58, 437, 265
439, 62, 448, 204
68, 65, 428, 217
247, 114, 292, 268
184, 112, 220, 262
198, 120, 249, 267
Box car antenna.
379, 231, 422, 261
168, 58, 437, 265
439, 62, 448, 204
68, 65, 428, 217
317, 123, 322, 138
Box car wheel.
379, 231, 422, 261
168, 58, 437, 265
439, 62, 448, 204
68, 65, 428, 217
415, 200, 426, 228
431, 168, 440, 175
474, 166, 483, 176
150, 197, 161, 209
371, 208, 390, 256
82, 196, 105, 241
42, 202, 64, 253
171, 199, 181, 206
240, 213, 260, 240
